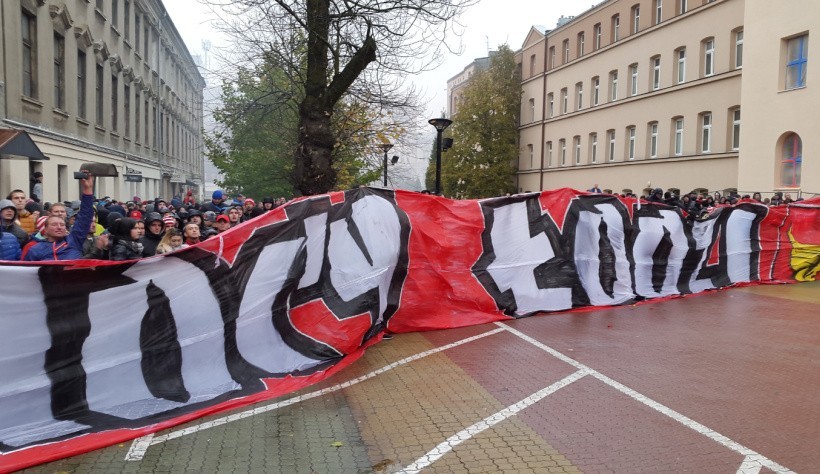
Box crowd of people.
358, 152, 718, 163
0, 172, 289, 262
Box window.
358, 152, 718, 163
77, 50, 87, 118
576, 82, 584, 110
735, 30, 744, 68
549, 46, 556, 69
607, 130, 616, 162
124, 0, 130, 40
674, 117, 684, 155
22, 10, 38, 99
701, 112, 712, 153
679, 0, 687, 15
610, 70, 619, 101
676, 48, 686, 83
135, 14, 141, 54
731, 108, 741, 150
578, 32, 585, 56
561, 88, 568, 114
612, 15, 620, 42
655, 0, 663, 24
144, 98, 149, 144
594, 23, 602, 50
627, 127, 637, 160
96, 0, 103, 10
529, 54, 536, 76
528, 98, 535, 122
527, 144, 534, 169
632, 5, 641, 34
135, 91, 141, 142
780, 133, 802, 187
546, 141, 553, 167
112, 0, 119, 29
548, 93, 554, 117
563, 39, 570, 63
630, 63, 639, 96
574, 136, 582, 164
703, 38, 715, 76
144, 23, 150, 62
124, 84, 130, 138
560, 139, 567, 166
785, 35, 808, 90
111, 74, 118, 132
652, 56, 661, 90
592, 76, 600, 105
53, 33, 65, 110
649, 122, 659, 158
95, 63, 104, 126
590, 133, 598, 163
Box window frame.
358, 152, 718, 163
676, 47, 686, 84
655, 0, 663, 25
21, 9, 38, 99
574, 136, 582, 165
590, 133, 598, 163
632, 5, 641, 34
627, 126, 637, 160
594, 23, 602, 50
704, 38, 715, 77
610, 70, 619, 101
780, 133, 802, 187
674, 117, 684, 156
701, 112, 712, 153
649, 122, 659, 158
578, 32, 585, 56
576, 82, 584, 110
53, 32, 66, 110
630, 63, 639, 96
548, 93, 554, 117
735, 29, 744, 69
608, 130, 616, 162
561, 88, 568, 114
592, 76, 600, 106
77, 49, 87, 118
785, 34, 808, 90
612, 14, 620, 42
560, 139, 567, 166
731, 108, 741, 151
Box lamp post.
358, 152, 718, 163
380, 143, 394, 187
428, 117, 453, 195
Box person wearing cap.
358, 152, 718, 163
215, 214, 232, 233
201, 211, 218, 239
202, 190, 226, 213
24, 171, 96, 261
128, 210, 143, 221
140, 212, 164, 256
262, 197, 275, 212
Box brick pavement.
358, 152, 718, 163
22, 280, 818, 473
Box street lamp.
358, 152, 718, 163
380, 143, 394, 187
428, 117, 453, 195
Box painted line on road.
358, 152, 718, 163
737, 455, 765, 474
125, 326, 506, 461
497, 322, 795, 474
398, 369, 589, 474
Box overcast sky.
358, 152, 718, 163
163, 0, 598, 186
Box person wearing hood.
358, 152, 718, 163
140, 212, 164, 257
24, 172, 96, 261
0, 200, 25, 260
202, 190, 226, 213
109, 217, 145, 261
0, 199, 30, 249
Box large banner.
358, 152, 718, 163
1, 188, 818, 471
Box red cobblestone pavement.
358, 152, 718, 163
24, 281, 819, 473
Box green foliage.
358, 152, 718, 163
425, 137, 437, 192
441, 45, 520, 199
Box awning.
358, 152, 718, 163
0, 129, 49, 160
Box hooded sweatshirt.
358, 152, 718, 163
0, 199, 29, 248
0, 200, 23, 260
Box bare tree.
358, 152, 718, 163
204, 0, 477, 195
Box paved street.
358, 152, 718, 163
25, 281, 819, 473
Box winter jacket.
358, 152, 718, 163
0, 199, 30, 248
0, 229, 21, 260
110, 238, 144, 261
140, 231, 162, 257
24, 194, 94, 261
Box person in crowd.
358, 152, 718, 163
162, 214, 178, 231
202, 211, 218, 239
275, 197, 287, 208
227, 206, 243, 227
262, 197, 276, 212
646, 188, 664, 203
588, 184, 602, 193
187, 209, 204, 229
141, 212, 164, 257
770, 192, 783, 206
128, 210, 143, 220
215, 214, 232, 234
24, 172, 95, 261
109, 217, 145, 261
183, 189, 195, 206
49, 203, 68, 222
0, 199, 30, 249
242, 199, 264, 221
202, 190, 226, 213
752, 192, 763, 202
81, 213, 110, 260
6, 189, 38, 234
155, 228, 185, 254
31, 172, 43, 202
783, 193, 794, 204
183, 223, 202, 246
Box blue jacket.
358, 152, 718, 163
24, 194, 95, 262
0, 230, 20, 260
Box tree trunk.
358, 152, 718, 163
294, 97, 337, 196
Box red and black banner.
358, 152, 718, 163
0, 188, 817, 471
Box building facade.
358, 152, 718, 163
446, 55, 492, 117
0, 0, 205, 203
516, 0, 817, 198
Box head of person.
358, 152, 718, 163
49, 203, 67, 220
215, 214, 231, 233
752, 192, 762, 201
144, 212, 163, 237
262, 196, 274, 210
159, 227, 184, 249
227, 206, 242, 223
183, 223, 201, 242
42, 215, 69, 242
0, 199, 17, 225
212, 190, 224, 204
111, 217, 144, 241
7, 190, 27, 211
275, 197, 287, 207
203, 211, 216, 227
33, 171, 43, 182
187, 209, 203, 226
162, 214, 177, 230
243, 199, 255, 212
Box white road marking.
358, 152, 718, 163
737, 455, 765, 474
125, 327, 505, 461
497, 322, 795, 474
398, 369, 589, 474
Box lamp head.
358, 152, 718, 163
380, 143, 394, 153
428, 118, 453, 132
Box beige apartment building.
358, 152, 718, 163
515, 0, 817, 198
446, 55, 492, 117
0, 0, 205, 203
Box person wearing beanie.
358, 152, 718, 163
24, 172, 97, 261
242, 198, 264, 222
202, 190, 225, 213
162, 214, 178, 230
109, 217, 145, 261
262, 197, 275, 211
201, 211, 218, 239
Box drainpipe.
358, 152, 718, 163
538, 31, 549, 192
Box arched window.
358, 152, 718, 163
780, 133, 802, 187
